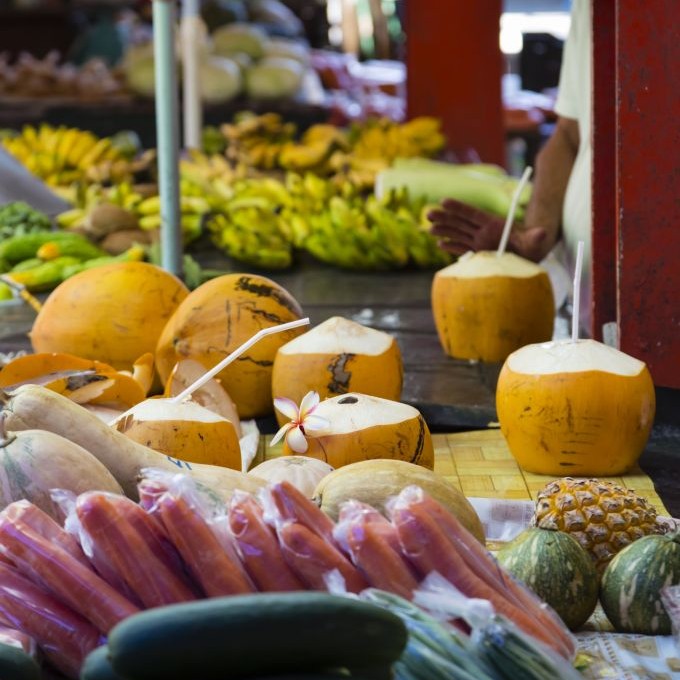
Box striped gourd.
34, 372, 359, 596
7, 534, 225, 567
600, 531, 680, 635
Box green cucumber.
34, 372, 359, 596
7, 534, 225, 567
80, 646, 129, 680
108, 593, 407, 680
0, 642, 41, 680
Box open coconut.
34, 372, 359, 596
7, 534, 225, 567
271, 316, 403, 426
112, 398, 241, 470
496, 339, 655, 476
164, 358, 241, 438
274, 392, 434, 470
155, 273, 305, 419
431, 251, 555, 363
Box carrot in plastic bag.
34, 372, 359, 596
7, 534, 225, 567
0, 562, 101, 679
334, 500, 418, 599
0, 625, 37, 657
0, 511, 139, 634
75, 492, 197, 608
277, 521, 368, 593
390, 491, 574, 659
264, 481, 337, 546
389, 486, 575, 660
4, 500, 89, 568
228, 491, 304, 592
156, 488, 254, 597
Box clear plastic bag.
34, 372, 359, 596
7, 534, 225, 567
0, 561, 101, 679
661, 584, 680, 652
0, 500, 139, 634
0, 625, 37, 657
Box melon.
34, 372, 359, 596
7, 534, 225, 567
431, 251, 554, 363
313, 458, 483, 543
497, 527, 599, 630
112, 397, 241, 470
600, 532, 680, 635
281, 393, 434, 470
155, 273, 305, 419
272, 316, 402, 426
496, 339, 655, 476
30, 262, 189, 371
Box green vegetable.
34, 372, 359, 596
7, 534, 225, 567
36, 239, 106, 262
0, 202, 52, 241
5, 256, 81, 291
61, 245, 147, 279
0, 231, 88, 265
0, 642, 41, 680
600, 531, 680, 635
497, 527, 599, 630
0, 281, 13, 301
80, 646, 125, 680
107, 593, 407, 680
11, 258, 43, 272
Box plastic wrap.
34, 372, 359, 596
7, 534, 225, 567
0, 625, 37, 657
0, 502, 139, 634
153, 474, 254, 597
661, 585, 680, 652
227, 490, 304, 592
73, 491, 197, 608
388, 486, 576, 661
0, 561, 101, 679
413, 573, 583, 680
333, 500, 418, 600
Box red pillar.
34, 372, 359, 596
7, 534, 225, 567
591, 0, 680, 388
404, 0, 505, 165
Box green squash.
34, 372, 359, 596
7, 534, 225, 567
600, 531, 680, 634
497, 527, 599, 630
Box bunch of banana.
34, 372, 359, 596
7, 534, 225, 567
0, 124, 141, 187
277, 124, 349, 174
206, 177, 292, 269
219, 112, 297, 170
135, 194, 210, 244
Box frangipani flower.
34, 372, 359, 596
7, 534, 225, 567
270, 390, 330, 453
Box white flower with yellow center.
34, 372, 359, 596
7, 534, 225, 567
270, 390, 330, 453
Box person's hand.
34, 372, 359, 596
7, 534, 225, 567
428, 198, 548, 261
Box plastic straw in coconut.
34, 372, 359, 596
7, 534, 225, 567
571, 240, 585, 342
170, 318, 311, 403
496, 165, 533, 257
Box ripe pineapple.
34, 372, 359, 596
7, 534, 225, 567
532, 477, 663, 572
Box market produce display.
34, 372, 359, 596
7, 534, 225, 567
0, 473, 579, 678
0, 202, 52, 241
496, 339, 656, 475
272, 316, 403, 424
431, 251, 555, 363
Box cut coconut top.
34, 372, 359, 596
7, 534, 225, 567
507, 339, 646, 376
278, 316, 394, 356
313, 393, 421, 433
437, 251, 546, 279
113, 397, 232, 425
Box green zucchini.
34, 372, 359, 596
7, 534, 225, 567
80, 646, 129, 680
0, 642, 41, 680
108, 593, 407, 680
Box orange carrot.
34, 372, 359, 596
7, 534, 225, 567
228, 492, 304, 592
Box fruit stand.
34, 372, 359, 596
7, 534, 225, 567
1, 2, 680, 679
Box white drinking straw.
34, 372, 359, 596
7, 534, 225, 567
171, 318, 311, 403
496, 165, 533, 257
571, 240, 585, 342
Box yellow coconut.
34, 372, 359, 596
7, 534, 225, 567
155, 273, 305, 419
496, 339, 655, 476
282, 393, 434, 470
112, 397, 241, 469
30, 262, 189, 371
431, 251, 555, 363
272, 316, 403, 426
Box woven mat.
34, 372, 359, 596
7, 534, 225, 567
262, 429, 670, 516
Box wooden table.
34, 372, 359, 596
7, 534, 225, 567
2, 252, 679, 516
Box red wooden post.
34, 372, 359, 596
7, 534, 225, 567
404, 0, 505, 165
614, 0, 680, 388
590, 1, 617, 342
